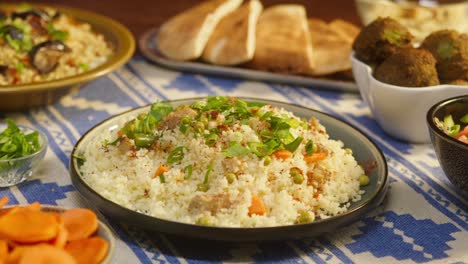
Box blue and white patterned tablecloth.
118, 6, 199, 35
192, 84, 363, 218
1, 57, 467, 264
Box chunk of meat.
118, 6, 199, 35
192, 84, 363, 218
188, 193, 234, 215
159, 106, 197, 130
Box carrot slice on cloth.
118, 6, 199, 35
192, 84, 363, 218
0, 210, 58, 243
304, 152, 327, 163
273, 149, 292, 160
65, 236, 108, 264
7, 244, 75, 264
248, 195, 266, 216
0, 196, 9, 209
61, 208, 98, 241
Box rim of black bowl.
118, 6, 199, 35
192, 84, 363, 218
70, 97, 389, 241
427, 95, 468, 151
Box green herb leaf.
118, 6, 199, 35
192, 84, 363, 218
284, 137, 303, 153
223, 142, 250, 158
48, 23, 69, 41
134, 134, 155, 148
203, 162, 213, 184
159, 173, 166, 183
184, 164, 193, 180
16, 62, 24, 74
79, 63, 89, 71
305, 140, 314, 156
0, 118, 41, 160
460, 114, 468, 124
150, 102, 173, 123
248, 142, 271, 157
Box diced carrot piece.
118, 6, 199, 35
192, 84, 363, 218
0, 240, 8, 263
248, 195, 266, 216
304, 152, 327, 163
273, 149, 292, 160
0, 196, 9, 209
0, 210, 58, 243
7, 244, 75, 264
455, 126, 468, 139
65, 236, 109, 264
154, 164, 170, 178
117, 130, 124, 137
61, 208, 98, 241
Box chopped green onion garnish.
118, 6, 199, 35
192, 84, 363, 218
284, 137, 303, 152
0, 118, 41, 160
223, 142, 250, 158
184, 164, 193, 180
167, 146, 185, 165
305, 140, 314, 156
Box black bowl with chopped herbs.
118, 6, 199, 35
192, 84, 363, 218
0, 118, 48, 187
427, 95, 468, 195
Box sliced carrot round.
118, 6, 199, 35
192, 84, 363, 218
65, 236, 109, 264
0, 196, 9, 209
0, 240, 8, 263
0, 210, 58, 243
61, 208, 98, 241
7, 244, 75, 264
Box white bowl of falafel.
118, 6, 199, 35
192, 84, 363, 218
351, 17, 468, 143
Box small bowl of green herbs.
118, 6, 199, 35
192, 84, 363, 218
0, 118, 47, 187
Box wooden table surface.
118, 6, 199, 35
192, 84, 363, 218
4, 0, 362, 38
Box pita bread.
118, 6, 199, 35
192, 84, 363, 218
329, 19, 360, 43
308, 18, 357, 76
248, 5, 314, 74
157, 0, 243, 61
202, 0, 263, 65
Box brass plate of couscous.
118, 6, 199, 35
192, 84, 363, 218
0, 4, 135, 111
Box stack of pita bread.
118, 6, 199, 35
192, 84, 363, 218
157, 0, 360, 77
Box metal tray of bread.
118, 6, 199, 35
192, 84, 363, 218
139, 27, 358, 93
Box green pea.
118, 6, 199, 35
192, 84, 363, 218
226, 173, 236, 184
290, 168, 304, 184
263, 156, 272, 166
196, 216, 212, 226
197, 183, 209, 192
359, 174, 370, 186
296, 211, 313, 224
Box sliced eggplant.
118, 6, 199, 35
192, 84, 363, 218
0, 65, 8, 75
0, 25, 23, 40
29, 40, 71, 74
11, 9, 50, 22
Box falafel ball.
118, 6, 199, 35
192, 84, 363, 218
374, 48, 439, 87
352, 17, 414, 64
421, 30, 468, 82
447, 79, 468, 86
